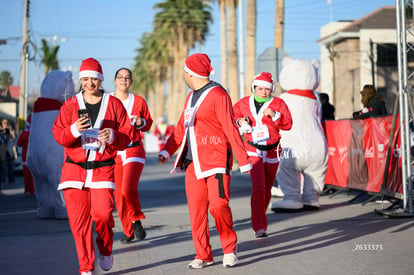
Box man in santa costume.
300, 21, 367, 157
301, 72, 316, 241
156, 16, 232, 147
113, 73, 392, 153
158, 53, 252, 269
271, 57, 328, 212
53, 58, 133, 275
234, 72, 292, 238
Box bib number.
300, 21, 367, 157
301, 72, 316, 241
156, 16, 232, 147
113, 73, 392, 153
252, 125, 270, 144
184, 107, 196, 127
81, 128, 101, 151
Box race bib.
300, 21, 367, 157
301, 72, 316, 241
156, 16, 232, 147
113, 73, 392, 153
184, 107, 196, 127
252, 125, 270, 144
81, 128, 101, 151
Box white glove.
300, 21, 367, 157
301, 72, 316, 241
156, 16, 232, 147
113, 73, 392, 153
239, 121, 253, 134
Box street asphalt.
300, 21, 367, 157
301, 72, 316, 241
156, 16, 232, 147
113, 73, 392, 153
1, 153, 413, 275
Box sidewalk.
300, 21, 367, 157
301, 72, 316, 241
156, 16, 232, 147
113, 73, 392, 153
1, 154, 414, 275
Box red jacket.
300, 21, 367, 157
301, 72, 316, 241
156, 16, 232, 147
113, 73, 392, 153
17, 130, 30, 163
53, 92, 133, 190
234, 95, 292, 163
115, 93, 153, 164
160, 84, 252, 179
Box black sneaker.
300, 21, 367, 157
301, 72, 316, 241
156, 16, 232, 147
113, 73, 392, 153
120, 234, 134, 244
132, 220, 146, 240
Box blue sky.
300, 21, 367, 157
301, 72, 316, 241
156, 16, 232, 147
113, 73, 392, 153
0, 0, 394, 95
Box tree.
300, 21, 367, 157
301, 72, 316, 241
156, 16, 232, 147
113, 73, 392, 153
227, 0, 239, 103
153, 0, 212, 122
245, 0, 256, 96
217, 0, 228, 90
40, 38, 59, 75
132, 31, 171, 121
0, 70, 13, 90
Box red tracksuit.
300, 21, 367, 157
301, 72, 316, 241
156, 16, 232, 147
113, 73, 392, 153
53, 91, 132, 273
160, 83, 252, 262
113, 93, 153, 238
234, 95, 292, 232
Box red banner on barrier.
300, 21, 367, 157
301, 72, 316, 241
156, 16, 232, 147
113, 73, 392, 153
324, 115, 402, 194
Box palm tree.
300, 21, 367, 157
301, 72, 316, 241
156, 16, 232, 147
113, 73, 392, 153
218, 0, 228, 90
0, 70, 14, 96
153, 0, 212, 122
132, 31, 171, 121
227, 0, 239, 103
40, 39, 59, 74
245, 0, 256, 96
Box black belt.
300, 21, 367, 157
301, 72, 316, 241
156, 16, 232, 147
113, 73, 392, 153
182, 158, 193, 170
65, 156, 115, 170
128, 141, 141, 148
247, 141, 279, 151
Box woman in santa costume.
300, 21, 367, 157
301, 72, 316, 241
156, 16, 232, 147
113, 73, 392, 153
52, 58, 133, 275
234, 72, 292, 238
112, 67, 153, 243
158, 53, 252, 269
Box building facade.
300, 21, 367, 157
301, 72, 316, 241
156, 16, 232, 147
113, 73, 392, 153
318, 6, 412, 119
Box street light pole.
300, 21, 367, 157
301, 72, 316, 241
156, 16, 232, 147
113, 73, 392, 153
18, 0, 30, 132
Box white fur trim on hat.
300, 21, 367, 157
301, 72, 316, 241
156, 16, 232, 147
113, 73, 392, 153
252, 79, 273, 90
184, 65, 209, 79
79, 70, 104, 81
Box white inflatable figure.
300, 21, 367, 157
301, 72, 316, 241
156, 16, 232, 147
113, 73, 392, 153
27, 70, 75, 219
271, 57, 328, 212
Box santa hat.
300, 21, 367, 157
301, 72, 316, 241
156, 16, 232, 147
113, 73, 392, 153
184, 53, 214, 78
252, 72, 274, 92
79, 58, 104, 81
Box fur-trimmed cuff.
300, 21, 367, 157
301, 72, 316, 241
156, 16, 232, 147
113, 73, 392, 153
107, 128, 114, 144
159, 150, 170, 160
71, 123, 81, 138
239, 162, 252, 173
136, 118, 146, 130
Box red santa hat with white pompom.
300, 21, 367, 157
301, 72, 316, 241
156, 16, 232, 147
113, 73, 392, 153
79, 58, 104, 81
251, 72, 275, 92
184, 53, 214, 78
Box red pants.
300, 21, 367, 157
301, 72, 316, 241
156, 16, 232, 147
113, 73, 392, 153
185, 163, 237, 262
64, 188, 114, 274
249, 157, 278, 232
114, 161, 145, 237
22, 165, 35, 194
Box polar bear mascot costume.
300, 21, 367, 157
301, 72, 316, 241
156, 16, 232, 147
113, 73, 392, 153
27, 70, 75, 219
271, 57, 328, 212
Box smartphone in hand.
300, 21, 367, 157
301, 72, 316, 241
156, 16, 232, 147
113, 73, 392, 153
78, 109, 91, 126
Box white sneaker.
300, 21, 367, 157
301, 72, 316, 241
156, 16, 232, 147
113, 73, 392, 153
223, 252, 238, 267
271, 186, 284, 197
99, 254, 113, 271
188, 259, 214, 269
270, 199, 303, 212
81, 272, 93, 275
255, 229, 268, 238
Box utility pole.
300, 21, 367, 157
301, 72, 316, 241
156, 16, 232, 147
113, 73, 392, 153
327, 0, 336, 106
274, 0, 284, 48
18, 0, 30, 131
